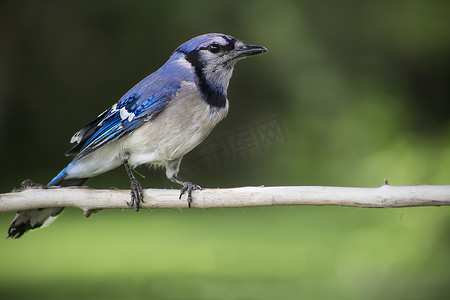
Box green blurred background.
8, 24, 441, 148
1, 0, 449, 299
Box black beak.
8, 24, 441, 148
233, 44, 268, 58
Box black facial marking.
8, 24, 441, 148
177, 36, 238, 108
183, 50, 227, 108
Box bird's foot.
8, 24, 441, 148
179, 182, 202, 208
127, 178, 144, 212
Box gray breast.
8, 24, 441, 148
123, 81, 229, 167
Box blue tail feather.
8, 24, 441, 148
48, 167, 68, 186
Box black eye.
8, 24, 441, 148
208, 43, 221, 53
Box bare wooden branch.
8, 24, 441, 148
1, 184, 450, 213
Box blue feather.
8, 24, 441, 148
67, 80, 181, 160
175, 33, 234, 53
48, 167, 67, 185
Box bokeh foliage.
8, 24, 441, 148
1, 0, 449, 299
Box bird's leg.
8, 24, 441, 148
123, 158, 144, 212
170, 176, 202, 208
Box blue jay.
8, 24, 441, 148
8, 33, 267, 238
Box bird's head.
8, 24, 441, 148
175, 33, 267, 107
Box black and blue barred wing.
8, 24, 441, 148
66, 81, 180, 159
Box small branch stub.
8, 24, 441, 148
83, 209, 102, 218
0, 184, 450, 213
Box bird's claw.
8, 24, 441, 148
179, 182, 202, 208
127, 179, 144, 212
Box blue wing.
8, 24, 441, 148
66, 80, 181, 159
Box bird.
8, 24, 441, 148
8, 33, 267, 238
